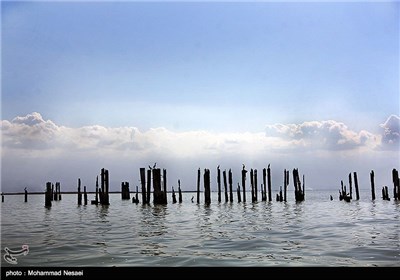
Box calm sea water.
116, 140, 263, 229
1, 190, 399, 267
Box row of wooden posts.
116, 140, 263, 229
1, 167, 398, 206
338, 168, 400, 202
41, 164, 306, 207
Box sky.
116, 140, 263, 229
1, 1, 399, 196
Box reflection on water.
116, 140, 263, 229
96, 205, 110, 223
1, 191, 400, 267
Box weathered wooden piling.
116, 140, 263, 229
370, 170, 376, 200
92, 176, 99, 205
217, 166, 221, 203
163, 169, 168, 204
146, 169, 151, 204
172, 187, 177, 203
45, 182, 52, 207
339, 180, 351, 202
283, 169, 288, 202
153, 168, 167, 205
385, 186, 390, 201
204, 169, 211, 205
348, 173, 353, 199
223, 170, 228, 202
267, 164, 272, 202
293, 168, 305, 202
77, 178, 82, 205
353, 172, 360, 200
242, 165, 247, 202
178, 180, 182, 203
228, 169, 233, 203
197, 168, 201, 204
51, 183, 54, 201
1, 193, 4, 203
24, 188, 28, 203
100, 168, 110, 205
84, 186, 88, 205
121, 182, 131, 200
262, 168, 267, 201
382, 186, 390, 201
140, 168, 146, 203
254, 169, 258, 202
237, 183, 241, 203
250, 169, 254, 202
392, 168, 399, 200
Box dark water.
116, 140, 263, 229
1, 191, 399, 267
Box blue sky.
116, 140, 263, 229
1, 1, 399, 193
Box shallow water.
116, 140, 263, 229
1, 191, 399, 267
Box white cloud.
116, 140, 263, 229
1, 112, 60, 150
265, 120, 378, 151
379, 114, 400, 150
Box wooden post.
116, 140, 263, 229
24, 188, 28, 203
229, 169, 233, 203
385, 186, 390, 201
392, 168, 399, 200
283, 169, 287, 202
286, 170, 290, 201
141, 176, 148, 203
140, 168, 146, 203
197, 168, 200, 204
262, 168, 267, 201
1, 193, 4, 203
217, 166, 221, 203
348, 173, 352, 199
370, 170, 376, 200
223, 170, 228, 202
250, 169, 254, 202
94, 176, 99, 204
354, 172, 360, 200
237, 183, 241, 203
279, 186, 283, 202
163, 168, 168, 204
172, 187, 177, 203
178, 180, 182, 203
204, 169, 211, 205
101, 169, 105, 205
105, 169, 110, 205
153, 168, 162, 204
84, 186, 88, 205
147, 169, 151, 204
45, 182, 52, 207
267, 164, 272, 202
51, 183, 54, 201
254, 169, 258, 202
78, 178, 82, 205
242, 165, 247, 203
293, 168, 304, 202
121, 182, 130, 200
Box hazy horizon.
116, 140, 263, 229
1, 1, 399, 193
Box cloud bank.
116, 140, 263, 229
1, 112, 398, 193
